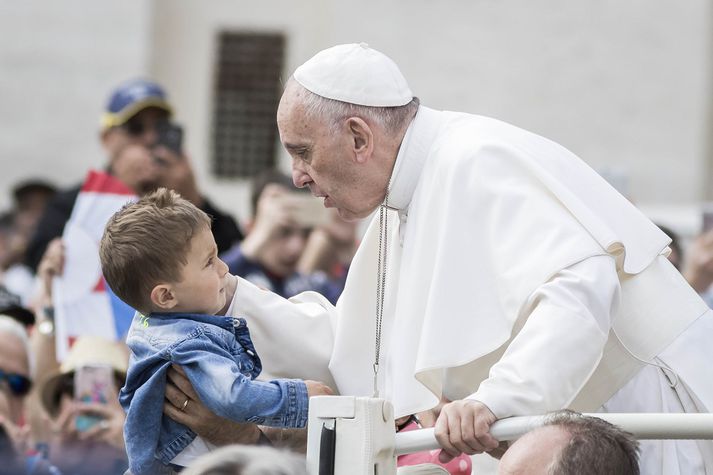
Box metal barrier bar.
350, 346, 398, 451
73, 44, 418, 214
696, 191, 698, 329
394, 413, 713, 456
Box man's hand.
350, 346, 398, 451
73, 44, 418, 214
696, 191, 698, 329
163, 365, 261, 446
434, 399, 499, 463
0, 414, 31, 457
37, 238, 64, 303
241, 185, 300, 260
75, 394, 126, 451
304, 380, 334, 397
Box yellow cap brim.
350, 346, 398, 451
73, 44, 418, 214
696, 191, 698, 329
100, 99, 173, 130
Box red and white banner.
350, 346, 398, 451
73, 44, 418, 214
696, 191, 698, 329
53, 170, 137, 361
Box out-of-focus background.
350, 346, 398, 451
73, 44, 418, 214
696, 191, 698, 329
1, 2, 712, 473
2, 0, 711, 233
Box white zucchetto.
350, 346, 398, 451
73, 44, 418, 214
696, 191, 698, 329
293, 43, 414, 107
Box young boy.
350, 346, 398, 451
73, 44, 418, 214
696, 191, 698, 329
100, 188, 330, 475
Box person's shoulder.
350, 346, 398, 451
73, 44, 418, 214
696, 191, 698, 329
126, 313, 204, 353
48, 183, 82, 210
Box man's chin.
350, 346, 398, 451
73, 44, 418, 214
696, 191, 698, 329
337, 207, 371, 222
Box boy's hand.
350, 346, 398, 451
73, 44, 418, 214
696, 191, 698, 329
304, 380, 334, 397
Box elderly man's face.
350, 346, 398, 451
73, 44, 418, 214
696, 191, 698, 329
0, 331, 30, 425
277, 84, 386, 221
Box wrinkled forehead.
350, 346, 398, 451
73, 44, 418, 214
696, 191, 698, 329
277, 84, 321, 142
277, 81, 307, 124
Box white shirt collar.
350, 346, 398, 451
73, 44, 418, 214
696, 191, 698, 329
387, 106, 443, 215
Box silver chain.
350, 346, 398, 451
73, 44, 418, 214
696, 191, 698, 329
373, 191, 389, 398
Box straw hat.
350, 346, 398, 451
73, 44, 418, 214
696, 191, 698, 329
39, 335, 129, 417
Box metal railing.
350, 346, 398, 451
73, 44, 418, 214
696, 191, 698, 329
395, 413, 713, 456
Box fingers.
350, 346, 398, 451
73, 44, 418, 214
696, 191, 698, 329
77, 421, 108, 441
167, 365, 198, 401
434, 400, 500, 463
75, 402, 117, 419
304, 380, 334, 397
165, 379, 189, 410
51, 402, 79, 440
434, 410, 458, 462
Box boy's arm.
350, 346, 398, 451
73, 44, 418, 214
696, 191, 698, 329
164, 366, 263, 446
164, 366, 331, 450
171, 333, 313, 428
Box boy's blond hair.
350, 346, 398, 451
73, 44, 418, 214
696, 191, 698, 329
99, 188, 211, 313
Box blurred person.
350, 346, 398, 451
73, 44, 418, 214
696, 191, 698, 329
655, 224, 682, 271
220, 170, 354, 304
11, 180, 57, 240
37, 335, 129, 475
0, 286, 35, 328
0, 315, 32, 455
0, 315, 58, 474
12, 180, 56, 216
498, 410, 639, 475
181, 445, 306, 475
0, 211, 35, 304
99, 188, 332, 474
24, 78, 242, 272
683, 227, 713, 307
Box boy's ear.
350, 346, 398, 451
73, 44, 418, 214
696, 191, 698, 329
150, 284, 177, 311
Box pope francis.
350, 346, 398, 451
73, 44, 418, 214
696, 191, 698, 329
181, 44, 713, 474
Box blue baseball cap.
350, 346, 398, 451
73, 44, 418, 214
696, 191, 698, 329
100, 78, 173, 130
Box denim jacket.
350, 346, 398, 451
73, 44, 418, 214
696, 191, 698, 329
120, 311, 309, 475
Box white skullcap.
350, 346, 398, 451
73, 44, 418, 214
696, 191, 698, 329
293, 43, 413, 107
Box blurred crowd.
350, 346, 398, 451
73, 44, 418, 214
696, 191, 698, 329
0, 79, 357, 474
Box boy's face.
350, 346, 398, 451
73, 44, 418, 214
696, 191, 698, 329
168, 225, 230, 315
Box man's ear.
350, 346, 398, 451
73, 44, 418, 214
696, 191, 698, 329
347, 117, 373, 164
150, 284, 177, 311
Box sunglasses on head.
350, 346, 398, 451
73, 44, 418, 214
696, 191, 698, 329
0, 369, 31, 397
122, 116, 169, 137
122, 118, 150, 136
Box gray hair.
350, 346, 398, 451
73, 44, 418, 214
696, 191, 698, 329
546, 410, 640, 475
0, 314, 33, 376
182, 444, 306, 475
292, 78, 420, 135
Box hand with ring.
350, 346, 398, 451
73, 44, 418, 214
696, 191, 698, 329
164, 365, 262, 446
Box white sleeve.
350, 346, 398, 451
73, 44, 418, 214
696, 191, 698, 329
469, 255, 619, 418
229, 276, 338, 388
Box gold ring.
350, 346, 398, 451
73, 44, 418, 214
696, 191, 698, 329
181, 399, 190, 411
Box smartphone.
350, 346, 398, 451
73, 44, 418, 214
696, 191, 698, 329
285, 193, 330, 228
74, 365, 116, 432
155, 122, 183, 156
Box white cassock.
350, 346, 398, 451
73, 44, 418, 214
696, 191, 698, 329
228, 106, 713, 474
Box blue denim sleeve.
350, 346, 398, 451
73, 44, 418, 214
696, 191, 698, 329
169, 331, 309, 428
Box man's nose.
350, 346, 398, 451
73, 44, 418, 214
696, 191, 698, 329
291, 159, 310, 188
